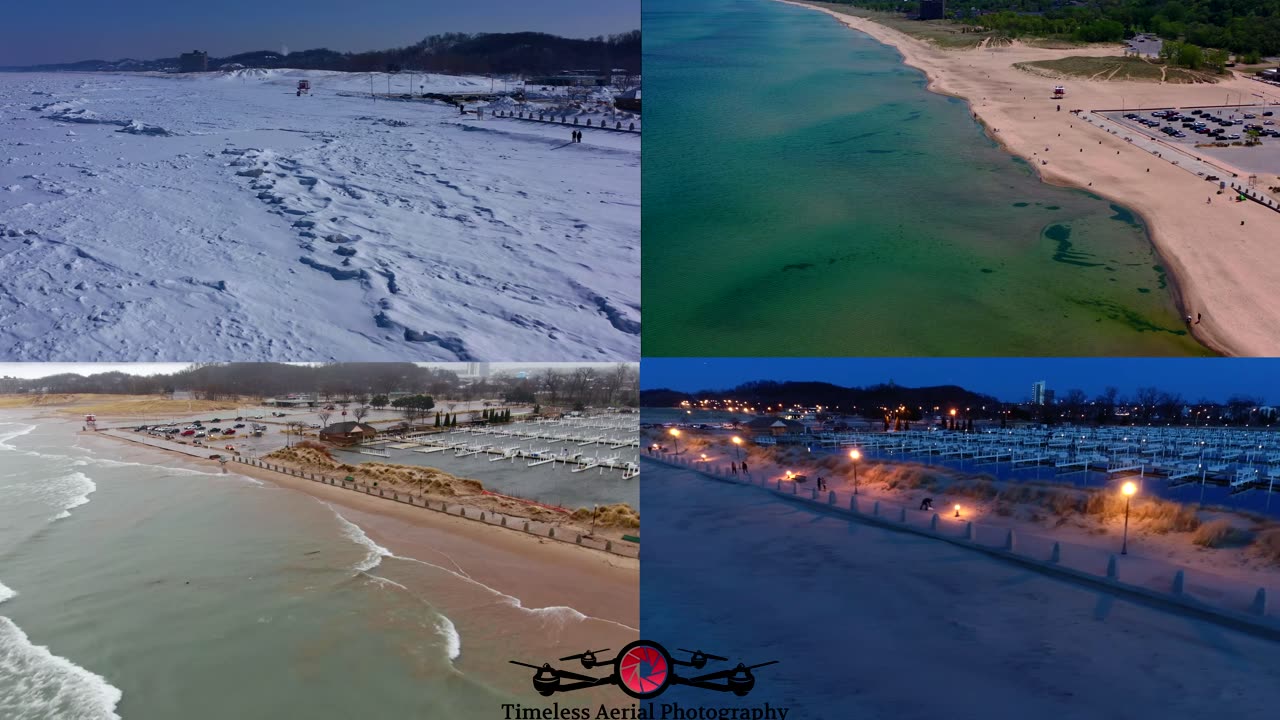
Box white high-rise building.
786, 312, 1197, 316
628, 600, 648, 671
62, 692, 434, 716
466, 362, 491, 378
1032, 381, 1047, 406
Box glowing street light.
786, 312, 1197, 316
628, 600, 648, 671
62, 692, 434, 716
1120, 481, 1138, 555
732, 435, 743, 462
668, 427, 681, 455
849, 448, 862, 495
954, 503, 962, 518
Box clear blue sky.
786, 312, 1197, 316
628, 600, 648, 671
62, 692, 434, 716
641, 358, 1280, 404
1, 0, 639, 66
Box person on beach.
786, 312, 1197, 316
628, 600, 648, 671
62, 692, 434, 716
920, 498, 934, 511
742, 460, 749, 474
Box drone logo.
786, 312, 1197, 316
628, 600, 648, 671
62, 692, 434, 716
510, 640, 778, 700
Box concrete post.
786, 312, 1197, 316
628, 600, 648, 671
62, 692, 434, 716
873, 501, 881, 516
849, 496, 859, 513
828, 491, 836, 505
606, 541, 613, 552
930, 513, 939, 531
964, 522, 973, 540
1107, 555, 1119, 580
810, 488, 818, 500
791, 482, 797, 495
1172, 570, 1185, 595
500, 516, 507, 527
1251, 588, 1267, 616
1005, 529, 1016, 552
479, 512, 486, 522
776, 479, 782, 491
899, 507, 907, 522
549, 527, 556, 539
1050, 542, 1061, 563
523, 521, 530, 532
460, 508, 466, 518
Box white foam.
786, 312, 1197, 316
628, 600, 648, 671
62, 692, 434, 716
0, 617, 123, 720
323, 502, 637, 633
50, 472, 95, 522
437, 614, 462, 661
0, 424, 37, 450
327, 505, 392, 572
0, 581, 14, 606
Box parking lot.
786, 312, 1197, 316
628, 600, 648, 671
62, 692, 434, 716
1098, 105, 1280, 175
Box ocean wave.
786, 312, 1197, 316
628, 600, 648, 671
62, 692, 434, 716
0, 424, 37, 450
324, 503, 638, 633
0, 581, 14, 606
0, 617, 123, 720
437, 614, 462, 661
327, 505, 392, 572
50, 472, 96, 522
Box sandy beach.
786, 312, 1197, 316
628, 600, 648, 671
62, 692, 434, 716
86, 427, 639, 630
782, 0, 1280, 355
653, 429, 1280, 607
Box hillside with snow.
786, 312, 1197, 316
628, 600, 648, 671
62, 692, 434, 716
0, 70, 639, 360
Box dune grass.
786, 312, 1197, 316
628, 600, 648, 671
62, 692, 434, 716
1015, 56, 1220, 84
1193, 519, 1255, 548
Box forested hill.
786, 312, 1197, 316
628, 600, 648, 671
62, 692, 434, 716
829, 0, 1280, 55
1, 31, 642, 75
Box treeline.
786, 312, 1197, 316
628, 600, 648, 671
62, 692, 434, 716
642, 380, 1000, 417
827, 0, 1280, 56
0, 362, 638, 411
3, 31, 641, 77
645, 379, 1274, 427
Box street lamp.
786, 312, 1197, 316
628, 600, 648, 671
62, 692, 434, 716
849, 448, 861, 494
668, 427, 681, 455
954, 503, 961, 518
1120, 481, 1138, 555
732, 435, 743, 462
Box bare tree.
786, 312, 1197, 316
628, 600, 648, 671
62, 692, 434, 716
318, 411, 333, 429
353, 405, 370, 423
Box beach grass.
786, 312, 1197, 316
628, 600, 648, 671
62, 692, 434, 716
804, 3, 998, 49
0, 393, 242, 415
1015, 56, 1221, 84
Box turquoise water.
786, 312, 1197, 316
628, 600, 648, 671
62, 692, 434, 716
643, 0, 1209, 356
0, 414, 632, 719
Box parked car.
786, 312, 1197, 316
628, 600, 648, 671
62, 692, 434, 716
181, 429, 195, 436
195, 431, 207, 438
223, 428, 236, 435
234, 423, 245, 428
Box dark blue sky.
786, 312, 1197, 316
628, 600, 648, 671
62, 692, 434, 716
1, 0, 638, 66
641, 358, 1280, 404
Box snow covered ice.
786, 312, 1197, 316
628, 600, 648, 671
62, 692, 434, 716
0, 70, 639, 360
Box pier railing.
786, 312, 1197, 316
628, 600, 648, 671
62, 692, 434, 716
233, 456, 639, 559
644, 453, 1280, 639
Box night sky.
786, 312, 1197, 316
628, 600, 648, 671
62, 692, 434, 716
1, 0, 638, 66
641, 358, 1280, 404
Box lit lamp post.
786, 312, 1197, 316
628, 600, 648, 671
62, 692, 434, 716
1121, 481, 1138, 555
669, 428, 681, 455
950, 408, 957, 431
732, 435, 743, 462
954, 503, 961, 519
849, 448, 861, 494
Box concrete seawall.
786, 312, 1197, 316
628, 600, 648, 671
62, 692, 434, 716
644, 453, 1280, 641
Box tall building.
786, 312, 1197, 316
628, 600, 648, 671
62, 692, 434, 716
918, 0, 946, 20
178, 50, 208, 73
466, 362, 491, 378
1032, 381, 1047, 406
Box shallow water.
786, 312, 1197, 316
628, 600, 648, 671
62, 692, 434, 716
0, 414, 631, 718
643, 0, 1209, 356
